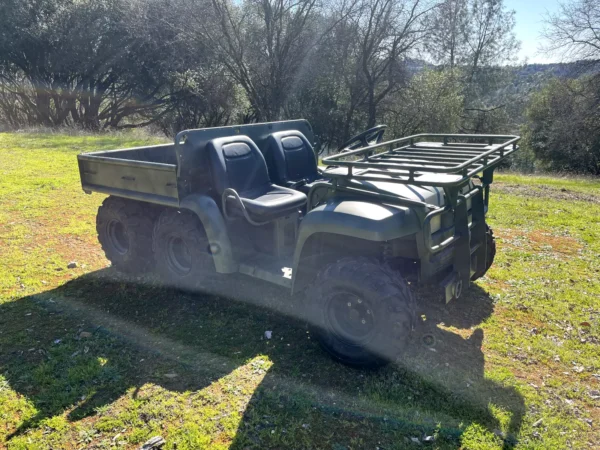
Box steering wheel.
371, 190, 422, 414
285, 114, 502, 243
337, 125, 387, 153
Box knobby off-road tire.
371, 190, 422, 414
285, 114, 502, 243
471, 225, 496, 281
153, 209, 215, 291
306, 257, 416, 368
96, 196, 156, 274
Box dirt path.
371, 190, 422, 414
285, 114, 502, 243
494, 182, 600, 203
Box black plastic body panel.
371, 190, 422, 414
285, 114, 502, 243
174, 120, 315, 197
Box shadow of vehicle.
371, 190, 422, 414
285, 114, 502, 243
0, 269, 524, 448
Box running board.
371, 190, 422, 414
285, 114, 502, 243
238, 254, 293, 289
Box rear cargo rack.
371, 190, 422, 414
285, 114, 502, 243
322, 133, 520, 189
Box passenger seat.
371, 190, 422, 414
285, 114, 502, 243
207, 135, 307, 224
266, 130, 326, 193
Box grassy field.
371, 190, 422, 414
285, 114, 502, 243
1, 131, 599, 449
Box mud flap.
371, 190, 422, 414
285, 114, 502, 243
453, 195, 471, 292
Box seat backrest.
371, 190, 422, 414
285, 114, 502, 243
266, 130, 318, 184
207, 135, 270, 195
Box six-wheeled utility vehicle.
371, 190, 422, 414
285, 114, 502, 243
78, 120, 519, 366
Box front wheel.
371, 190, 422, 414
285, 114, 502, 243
306, 257, 416, 367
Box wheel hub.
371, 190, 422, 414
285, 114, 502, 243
328, 292, 375, 344
107, 219, 129, 255
167, 235, 192, 275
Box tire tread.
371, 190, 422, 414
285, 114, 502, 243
307, 257, 416, 367
96, 196, 156, 273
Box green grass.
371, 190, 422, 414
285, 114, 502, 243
1, 132, 599, 449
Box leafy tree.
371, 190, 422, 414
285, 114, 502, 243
522, 0, 600, 174
424, 0, 519, 134
285, 23, 356, 149
460, 66, 518, 133
425, 0, 518, 72
382, 68, 463, 136
523, 77, 600, 174
464, 0, 518, 77
156, 68, 248, 135
0, 0, 183, 129
425, 0, 470, 68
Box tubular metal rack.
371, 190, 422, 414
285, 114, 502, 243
321, 133, 520, 294
322, 133, 520, 187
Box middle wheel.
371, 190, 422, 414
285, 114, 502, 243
153, 209, 215, 291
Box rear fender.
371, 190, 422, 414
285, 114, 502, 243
179, 194, 237, 273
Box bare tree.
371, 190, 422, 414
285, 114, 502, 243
543, 0, 600, 61
190, 0, 358, 122
332, 0, 436, 137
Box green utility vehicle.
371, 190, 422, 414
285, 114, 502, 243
78, 120, 519, 366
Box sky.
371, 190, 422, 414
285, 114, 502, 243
504, 0, 563, 64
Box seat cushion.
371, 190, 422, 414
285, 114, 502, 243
226, 183, 307, 222
267, 131, 318, 185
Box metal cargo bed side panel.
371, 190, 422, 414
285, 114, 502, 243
78, 147, 179, 206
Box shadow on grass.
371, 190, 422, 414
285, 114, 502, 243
0, 269, 524, 448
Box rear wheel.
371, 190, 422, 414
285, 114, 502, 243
306, 257, 416, 367
471, 225, 496, 281
153, 209, 215, 291
96, 196, 156, 273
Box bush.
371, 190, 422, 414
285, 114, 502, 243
522, 76, 600, 174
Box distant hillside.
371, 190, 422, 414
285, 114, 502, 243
514, 60, 600, 79
400, 58, 600, 131
404, 58, 600, 79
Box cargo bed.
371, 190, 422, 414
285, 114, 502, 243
77, 120, 316, 206
78, 144, 180, 206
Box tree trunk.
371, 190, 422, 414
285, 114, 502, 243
342, 103, 356, 143
367, 83, 377, 128
34, 89, 53, 127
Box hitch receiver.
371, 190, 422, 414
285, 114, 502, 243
441, 272, 463, 303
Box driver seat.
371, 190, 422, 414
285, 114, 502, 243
207, 135, 307, 224
266, 130, 325, 193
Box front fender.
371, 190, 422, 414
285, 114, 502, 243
180, 194, 237, 273
291, 199, 420, 293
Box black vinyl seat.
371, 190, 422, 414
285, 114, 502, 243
207, 135, 307, 224
266, 130, 325, 193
